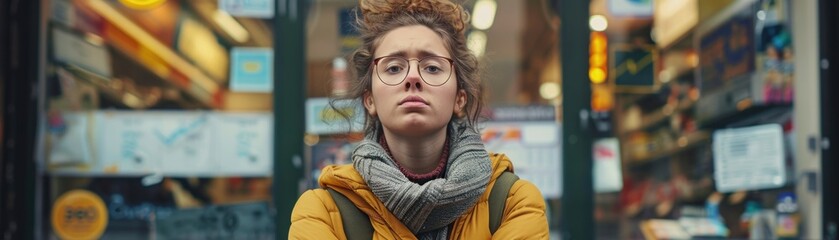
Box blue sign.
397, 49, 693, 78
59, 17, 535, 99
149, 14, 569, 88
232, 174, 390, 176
608, 0, 652, 17
230, 47, 273, 93
698, 17, 755, 92
613, 46, 656, 89
219, 0, 274, 18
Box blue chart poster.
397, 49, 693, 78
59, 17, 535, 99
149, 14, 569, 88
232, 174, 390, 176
230, 47, 273, 93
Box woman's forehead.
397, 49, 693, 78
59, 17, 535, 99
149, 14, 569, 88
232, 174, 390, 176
374, 25, 449, 58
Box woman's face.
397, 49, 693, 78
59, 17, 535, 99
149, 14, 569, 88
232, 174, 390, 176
364, 25, 466, 137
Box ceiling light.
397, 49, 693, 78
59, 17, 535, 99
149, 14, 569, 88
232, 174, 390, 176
467, 31, 487, 58
589, 15, 608, 32
540, 82, 560, 100
471, 0, 497, 30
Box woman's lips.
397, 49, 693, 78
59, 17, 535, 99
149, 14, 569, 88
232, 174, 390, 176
399, 95, 429, 106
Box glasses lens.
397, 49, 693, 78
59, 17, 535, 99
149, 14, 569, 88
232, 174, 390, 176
418, 57, 452, 86
376, 57, 409, 85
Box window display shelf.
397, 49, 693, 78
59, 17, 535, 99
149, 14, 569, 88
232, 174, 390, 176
84, 0, 221, 106
620, 99, 696, 136
625, 130, 709, 165
49, 23, 215, 109
61, 65, 155, 109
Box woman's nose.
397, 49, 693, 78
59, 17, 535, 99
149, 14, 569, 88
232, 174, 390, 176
404, 61, 423, 90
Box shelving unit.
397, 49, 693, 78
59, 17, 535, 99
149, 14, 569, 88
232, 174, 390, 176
83, 0, 222, 107
620, 99, 696, 136
625, 130, 710, 165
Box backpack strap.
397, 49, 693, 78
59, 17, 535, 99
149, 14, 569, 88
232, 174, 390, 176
489, 171, 519, 235
327, 188, 373, 240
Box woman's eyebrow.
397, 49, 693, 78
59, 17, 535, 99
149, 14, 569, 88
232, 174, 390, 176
381, 50, 444, 58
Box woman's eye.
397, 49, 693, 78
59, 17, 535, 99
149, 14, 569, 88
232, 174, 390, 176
425, 66, 441, 73
386, 66, 403, 74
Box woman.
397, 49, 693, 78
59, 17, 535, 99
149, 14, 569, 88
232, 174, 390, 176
290, 0, 548, 239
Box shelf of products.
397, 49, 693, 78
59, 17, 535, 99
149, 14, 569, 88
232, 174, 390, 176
620, 99, 696, 136
625, 130, 709, 165
83, 0, 222, 107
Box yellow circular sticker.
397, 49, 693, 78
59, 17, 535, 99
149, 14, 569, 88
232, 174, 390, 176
51, 190, 108, 240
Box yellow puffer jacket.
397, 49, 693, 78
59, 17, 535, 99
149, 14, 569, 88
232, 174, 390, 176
289, 153, 549, 239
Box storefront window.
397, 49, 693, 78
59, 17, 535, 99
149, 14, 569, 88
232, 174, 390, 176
40, 0, 276, 238
593, 0, 803, 238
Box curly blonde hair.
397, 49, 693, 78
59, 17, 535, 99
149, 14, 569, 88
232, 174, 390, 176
334, 0, 484, 134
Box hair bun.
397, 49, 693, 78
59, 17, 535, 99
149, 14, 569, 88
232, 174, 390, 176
359, 0, 469, 34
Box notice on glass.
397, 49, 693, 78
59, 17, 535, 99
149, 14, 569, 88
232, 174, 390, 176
594, 138, 623, 193
481, 121, 562, 198
98, 112, 213, 175
713, 124, 786, 192
90, 111, 272, 176
211, 113, 273, 176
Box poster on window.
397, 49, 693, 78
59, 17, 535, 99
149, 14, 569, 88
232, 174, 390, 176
713, 124, 786, 192
481, 121, 562, 198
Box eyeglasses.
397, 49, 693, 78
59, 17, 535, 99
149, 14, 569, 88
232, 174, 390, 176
372, 56, 454, 86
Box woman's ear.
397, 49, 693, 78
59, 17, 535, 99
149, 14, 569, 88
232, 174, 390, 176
363, 91, 377, 117
453, 89, 467, 118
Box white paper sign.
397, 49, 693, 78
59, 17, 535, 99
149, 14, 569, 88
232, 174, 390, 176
88, 111, 273, 176
481, 122, 562, 198
713, 124, 786, 192
210, 113, 273, 176
594, 138, 623, 193
97, 112, 212, 175
49, 112, 94, 166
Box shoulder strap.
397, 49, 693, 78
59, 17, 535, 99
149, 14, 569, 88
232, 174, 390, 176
489, 171, 519, 235
326, 188, 373, 240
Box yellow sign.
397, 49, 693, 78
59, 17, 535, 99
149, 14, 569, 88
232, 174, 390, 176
52, 190, 108, 240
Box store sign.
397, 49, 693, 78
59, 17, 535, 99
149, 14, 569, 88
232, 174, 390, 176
51, 190, 109, 240
219, 0, 274, 18
713, 124, 786, 192
608, 0, 652, 17
612, 45, 657, 91
305, 98, 364, 134
230, 47, 274, 93
593, 138, 622, 193
481, 121, 562, 198
155, 202, 274, 239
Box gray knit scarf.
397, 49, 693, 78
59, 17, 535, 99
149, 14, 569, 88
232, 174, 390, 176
352, 119, 492, 240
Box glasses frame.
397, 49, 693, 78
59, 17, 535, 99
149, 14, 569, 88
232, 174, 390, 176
372, 55, 455, 86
